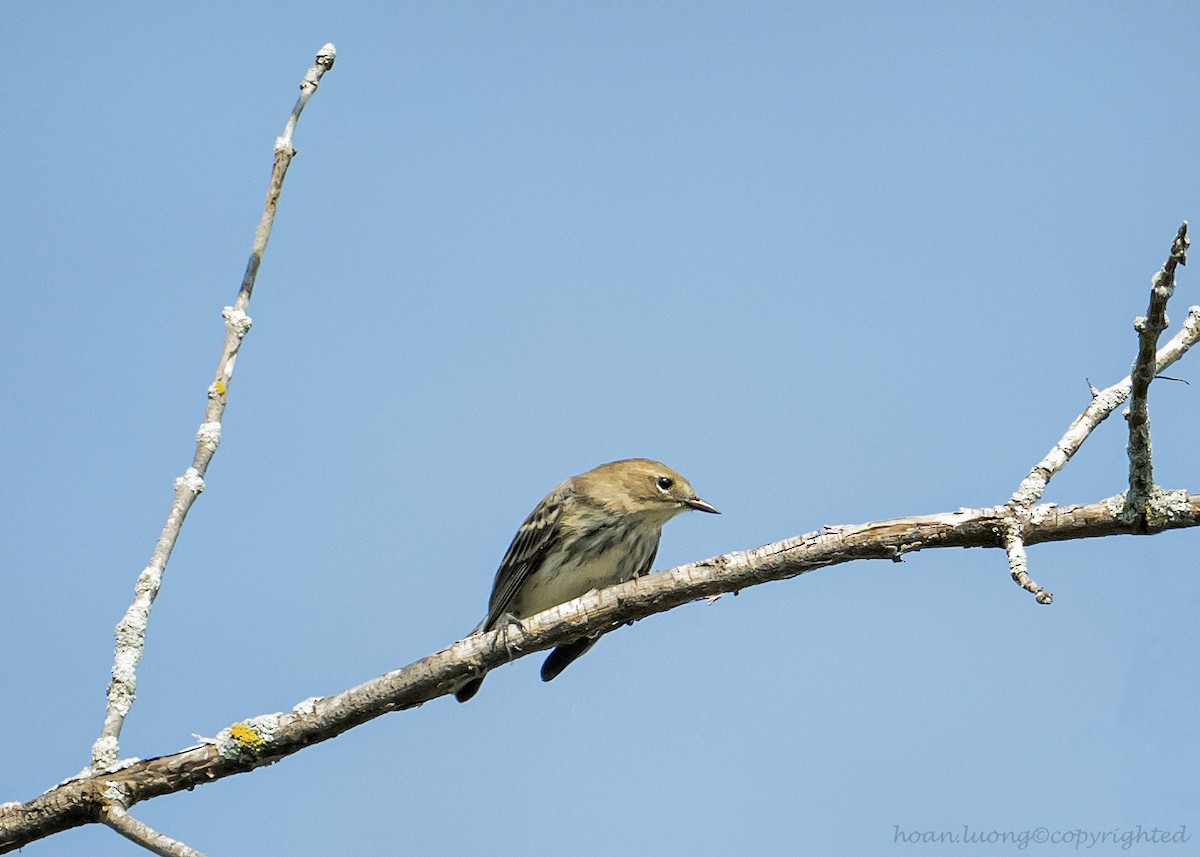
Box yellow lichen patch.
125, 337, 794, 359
213, 380, 228, 396
229, 722, 265, 747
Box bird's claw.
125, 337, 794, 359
498, 613, 525, 660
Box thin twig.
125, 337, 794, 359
90, 44, 337, 772
103, 805, 207, 857
1127, 221, 1189, 513
1002, 523, 1052, 604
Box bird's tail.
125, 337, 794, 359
540, 636, 599, 683
454, 675, 485, 703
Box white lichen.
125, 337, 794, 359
222, 306, 253, 337
175, 467, 205, 495
196, 420, 222, 452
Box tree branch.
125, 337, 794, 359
4, 488, 1199, 852
1127, 221, 1189, 512
90, 43, 337, 772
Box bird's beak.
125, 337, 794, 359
685, 497, 720, 514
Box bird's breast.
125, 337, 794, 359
507, 524, 660, 620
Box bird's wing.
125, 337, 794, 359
481, 482, 568, 631
632, 534, 660, 578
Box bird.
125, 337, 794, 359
454, 458, 718, 702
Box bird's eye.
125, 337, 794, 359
656, 476, 674, 491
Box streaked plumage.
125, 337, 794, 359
455, 458, 718, 702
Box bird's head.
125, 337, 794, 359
576, 458, 719, 523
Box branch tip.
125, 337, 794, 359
1169, 220, 1189, 269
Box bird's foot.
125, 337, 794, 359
497, 612, 525, 660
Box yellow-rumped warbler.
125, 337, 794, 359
455, 458, 718, 703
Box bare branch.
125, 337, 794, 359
1010, 304, 1200, 510
6, 489, 1198, 852
1003, 231, 1194, 599
102, 805, 207, 857
1001, 523, 1052, 604
1127, 221, 1189, 512
90, 44, 338, 772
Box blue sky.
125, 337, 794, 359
4, 3, 1198, 855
